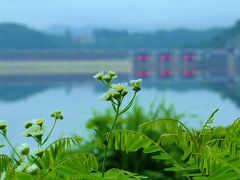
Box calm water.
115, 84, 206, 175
0, 80, 240, 153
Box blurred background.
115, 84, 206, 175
0, 0, 240, 145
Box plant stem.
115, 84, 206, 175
42, 118, 57, 145
0, 132, 20, 159
101, 106, 120, 177
119, 92, 136, 115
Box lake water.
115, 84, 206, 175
0, 80, 240, 153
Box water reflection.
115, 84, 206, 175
0, 80, 240, 153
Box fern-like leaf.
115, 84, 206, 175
41, 136, 83, 170
44, 152, 98, 180
191, 152, 240, 178
0, 154, 14, 177
98, 130, 191, 179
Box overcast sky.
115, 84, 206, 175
0, 0, 240, 31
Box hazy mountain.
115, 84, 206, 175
0, 23, 71, 49
44, 25, 95, 35
204, 20, 240, 48
1, 21, 240, 50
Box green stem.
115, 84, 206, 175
0, 132, 20, 159
101, 80, 108, 88
101, 106, 120, 177
42, 118, 57, 145
119, 92, 136, 115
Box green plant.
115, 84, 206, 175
0, 71, 144, 180
93, 71, 142, 177
85, 99, 187, 180
0, 111, 88, 180
2, 71, 240, 180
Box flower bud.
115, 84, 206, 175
35, 119, 44, 126
108, 71, 117, 77
122, 87, 130, 96
100, 91, 112, 101
26, 164, 38, 175
93, 71, 104, 80
24, 120, 34, 129
0, 121, 7, 130
110, 89, 121, 99
102, 74, 112, 82
111, 83, 128, 92
22, 131, 32, 137
51, 111, 64, 120
16, 161, 29, 172
34, 149, 44, 157
17, 143, 30, 156
130, 79, 142, 92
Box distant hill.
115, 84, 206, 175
203, 20, 240, 48
89, 28, 222, 49
1, 22, 240, 50
44, 25, 94, 35
0, 23, 72, 49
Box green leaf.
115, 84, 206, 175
151, 154, 171, 160
94, 129, 107, 145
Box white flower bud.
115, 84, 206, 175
16, 160, 29, 172
111, 83, 128, 92
100, 91, 112, 101
16, 143, 30, 156
25, 164, 38, 175
109, 89, 121, 99
34, 148, 44, 157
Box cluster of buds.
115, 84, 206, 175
101, 83, 131, 101
16, 160, 38, 175
94, 71, 117, 83
51, 110, 64, 120
15, 143, 40, 175
1, 111, 65, 176
0, 120, 7, 136
22, 119, 46, 142
130, 79, 142, 92
94, 71, 142, 102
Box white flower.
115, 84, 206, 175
111, 82, 128, 92
31, 129, 45, 139
109, 89, 121, 99
24, 120, 35, 129
25, 164, 38, 175
16, 143, 30, 155
93, 71, 104, 80
27, 124, 45, 139
28, 124, 41, 133
16, 160, 29, 172
34, 148, 44, 157
100, 90, 112, 101
0, 121, 7, 130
